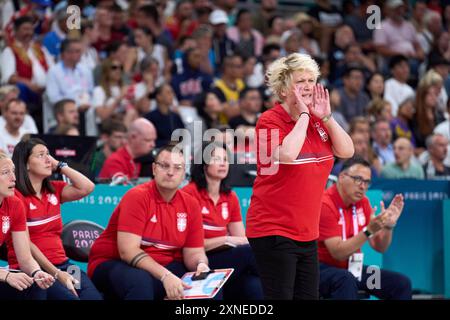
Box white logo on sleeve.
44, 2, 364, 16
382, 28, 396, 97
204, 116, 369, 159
221, 203, 229, 220
150, 214, 157, 223
357, 208, 366, 226
201, 206, 209, 215
47, 194, 58, 206
177, 213, 187, 232
30, 203, 37, 210
2, 216, 10, 234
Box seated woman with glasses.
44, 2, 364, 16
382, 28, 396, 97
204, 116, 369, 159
182, 141, 263, 300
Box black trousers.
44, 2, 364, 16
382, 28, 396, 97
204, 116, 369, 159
248, 236, 319, 300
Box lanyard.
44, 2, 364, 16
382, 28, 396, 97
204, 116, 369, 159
338, 205, 359, 241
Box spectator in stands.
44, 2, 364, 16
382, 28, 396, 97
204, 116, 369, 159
131, 27, 171, 85
365, 72, 385, 101
227, 9, 264, 60
252, 0, 278, 36
427, 58, 450, 114
332, 42, 376, 87
132, 56, 160, 115
418, 10, 443, 57
319, 156, 412, 300
90, 119, 127, 178
0, 151, 55, 300
390, 97, 416, 147
183, 141, 263, 299
48, 99, 79, 135
373, 0, 424, 72
192, 25, 215, 76
423, 134, 450, 179
0, 85, 37, 135
332, 131, 381, 178
280, 29, 302, 57
145, 84, 185, 148
166, 0, 198, 41
381, 138, 424, 179
343, 0, 376, 51
46, 38, 94, 136
88, 144, 212, 300
210, 9, 235, 75
294, 13, 322, 59
229, 87, 261, 147
54, 124, 79, 136
333, 67, 370, 121
213, 54, 245, 122
93, 6, 125, 56
92, 58, 136, 135
171, 47, 214, 106
349, 116, 370, 142
110, 3, 133, 42
96, 41, 130, 85
0, 16, 53, 128
215, 0, 239, 26
372, 119, 395, 166
11, 138, 101, 300
79, 20, 100, 72
383, 55, 415, 117
41, 8, 68, 58
265, 15, 284, 45
0, 99, 32, 157
193, 90, 224, 131
411, 0, 427, 33
328, 25, 355, 84
308, 0, 343, 54
367, 99, 393, 124
412, 83, 441, 154
136, 4, 174, 58
99, 118, 156, 181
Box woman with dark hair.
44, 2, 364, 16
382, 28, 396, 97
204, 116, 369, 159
365, 72, 385, 101
10, 138, 102, 300
193, 90, 224, 130
182, 141, 263, 300
0, 151, 54, 300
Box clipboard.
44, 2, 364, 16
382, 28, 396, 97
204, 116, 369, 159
180, 268, 234, 299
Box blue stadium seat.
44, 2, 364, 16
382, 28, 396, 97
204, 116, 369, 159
61, 220, 104, 263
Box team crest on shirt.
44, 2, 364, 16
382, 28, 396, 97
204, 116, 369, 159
150, 214, 157, 223
221, 203, 229, 220
357, 208, 366, 226
47, 194, 58, 206
201, 207, 209, 215
177, 213, 187, 232
2, 216, 10, 234
29, 202, 37, 210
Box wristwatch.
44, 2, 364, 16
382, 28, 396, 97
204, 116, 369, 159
362, 226, 373, 238
321, 113, 332, 123
56, 161, 68, 173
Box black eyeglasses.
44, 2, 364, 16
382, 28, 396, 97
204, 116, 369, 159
110, 65, 123, 71
344, 173, 371, 188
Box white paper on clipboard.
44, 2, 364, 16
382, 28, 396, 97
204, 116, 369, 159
180, 268, 234, 299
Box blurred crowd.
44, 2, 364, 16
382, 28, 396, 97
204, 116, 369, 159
0, 0, 450, 182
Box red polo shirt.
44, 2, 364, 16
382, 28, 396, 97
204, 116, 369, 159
246, 103, 334, 242
7, 181, 68, 269
87, 181, 204, 277
182, 182, 242, 239
98, 146, 141, 180
318, 184, 372, 269
0, 196, 27, 247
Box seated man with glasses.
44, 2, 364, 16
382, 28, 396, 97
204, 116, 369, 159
318, 156, 412, 300
88, 144, 213, 300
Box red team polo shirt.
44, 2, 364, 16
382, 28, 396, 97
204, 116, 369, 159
246, 102, 334, 242
87, 181, 204, 277
182, 182, 242, 239
7, 181, 68, 269
0, 196, 27, 247
98, 146, 141, 180
318, 184, 372, 269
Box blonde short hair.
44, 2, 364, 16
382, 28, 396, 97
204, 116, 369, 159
0, 151, 10, 161
266, 53, 320, 101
